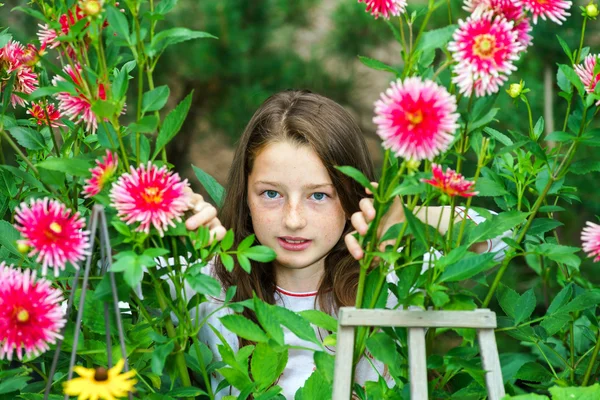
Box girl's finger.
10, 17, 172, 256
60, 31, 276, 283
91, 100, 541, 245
208, 225, 227, 244
365, 182, 379, 196
350, 211, 369, 236
358, 198, 376, 221
185, 206, 217, 231
344, 231, 364, 260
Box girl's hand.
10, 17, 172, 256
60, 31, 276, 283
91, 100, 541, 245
344, 183, 405, 260
184, 188, 227, 244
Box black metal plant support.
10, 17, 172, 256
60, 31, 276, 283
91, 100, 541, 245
44, 205, 133, 400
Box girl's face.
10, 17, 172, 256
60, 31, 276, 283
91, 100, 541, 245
247, 141, 347, 277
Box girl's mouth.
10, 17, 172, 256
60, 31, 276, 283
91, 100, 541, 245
277, 237, 312, 251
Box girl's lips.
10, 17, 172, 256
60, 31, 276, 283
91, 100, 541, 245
277, 237, 312, 251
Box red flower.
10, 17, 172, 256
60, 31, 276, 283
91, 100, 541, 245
582, 221, 600, 262
358, 0, 407, 19
110, 163, 191, 236
0, 40, 38, 107
83, 150, 119, 197
422, 164, 478, 197
575, 54, 600, 106
0, 263, 66, 361
14, 198, 90, 276
27, 101, 65, 127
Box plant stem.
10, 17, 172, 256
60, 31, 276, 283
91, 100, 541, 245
523, 96, 535, 140
570, 319, 575, 382
582, 328, 600, 386
574, 16, 588, 63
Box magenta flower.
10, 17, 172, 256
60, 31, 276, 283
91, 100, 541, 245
358, 0, 407, 19
37, 6, 86, 51
582, 221, 600, 262
373, 77, 459, 161
14, 198, 90, 276
575, 54, 600, 105
83, 150, 119, 198
0, 263, 66, 361
448, 12, 524, 97
422, 164, 478, 198
0, 40, 38, 107
519, 0, 571, 24
52, 64, 106, 134
110, 163, 191, 236
465, 0, 533, 48
27, 101, 65, 127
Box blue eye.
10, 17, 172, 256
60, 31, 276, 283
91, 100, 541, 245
264, 190, 280, 199
311, 192, 327, 201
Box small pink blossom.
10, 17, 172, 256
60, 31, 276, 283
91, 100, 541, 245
465, 0, 533, 48
0, 263, 66, 361
14, 198, 90, 276
574, 54, 600, 105
110, 163, 191, 236
358, 0, 407, 19
374, 77, 459, 161
83, 150, 119, 197
518, 0, 571, 24
422, 164, 478, 197
0, 40, 38, 107
582, 221, 600, 262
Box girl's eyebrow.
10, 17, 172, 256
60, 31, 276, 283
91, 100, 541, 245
254, 181, 333, 190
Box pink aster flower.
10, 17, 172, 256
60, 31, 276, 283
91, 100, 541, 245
422, 164, 478, 197
110, 163, 191, 236
0, 40, 38, 107
83, 150, 119, 198
27, 101, 65, 127
373, 77, 459, 161
575, 54, 600, 105
465, 0, 533, 48
448, 12, 524, 97
358, 0, 407, 19
0, 263, 66, 361
582, 221, 600, 262
52, 64, 106, 134
14, 198, 90, 276
518, 0, 571, 24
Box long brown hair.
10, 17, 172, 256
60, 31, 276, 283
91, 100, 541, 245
214, 90, 375, 325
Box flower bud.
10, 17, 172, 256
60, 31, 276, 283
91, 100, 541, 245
506, 80, 525, 98
80, 0, 104, 17
586, 2, 599, 17
17, 240, 30, 254
403, 159, 421, 176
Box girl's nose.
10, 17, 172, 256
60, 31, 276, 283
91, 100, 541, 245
284, 201, 307, 230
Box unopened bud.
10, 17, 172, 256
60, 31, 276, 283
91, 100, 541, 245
506, 80, 525, 98
586, 3, 599, 18
403, 159, 421, 176
17, 241, 30, 254
80, 0, 104, 17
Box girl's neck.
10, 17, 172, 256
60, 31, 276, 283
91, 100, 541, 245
274, 261, 324, 293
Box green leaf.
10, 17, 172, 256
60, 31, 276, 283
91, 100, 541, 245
251, 342, 288, 391
515, 362, 553, 383
299, 310, 338, 333
514, 289, 536, 325
548, 384, 600, 400
142, 85, 170, 113
556, 67, 573, 94
0, 376, 30, 394
167, 387, 209, 397
128, 115, 159, 133
475, 177, 508, 196
151, 341, 174, 375
110, 252, 145, 288
220, 314, 269, 342
107, 5, 130, 44
7, 126, 46, 150
314, 351, 335, 383
555, 290, 600, 314
570, 159, 600, 175
334, 165, 375, 193
357, 56, 399, 74
415, 25, 457, 53
112, 66, 129, 100
237, 254, 251, 273
535, 244, 581, 270
528, 218, 563, 236
91, 100, 118, 118
501, 395, 548, 400
545, 131, 576, 142
186, 273, 221, 297
366, 332, 402, 376
294, 370, 332, 400
468, 211, 527, 245
192, 165, 225, 208
0, 165, 44, 191
556, 35, 573, 62
439, 252, 497, 282
254, 296, 284, 345
547, 284, 573, 314
37, 157, 92, 177
558, 64, 585, 95
216, 367, 253, 391
497, 283, 519, 319
273, 306, 321, 346
221, 230, 234, 251
153, 92, 193, 159
150, 28, 217, 57
242, 245, 277, 263
0, 220, 24, 258
220, 253, 234, 272
402, 203, 427, 247
154, 0, 178, 14
484, 127, 513, 146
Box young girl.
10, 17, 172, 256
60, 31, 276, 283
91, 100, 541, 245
184, 90, 507, 398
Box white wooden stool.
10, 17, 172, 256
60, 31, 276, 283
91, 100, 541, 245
332, 308, 504, 400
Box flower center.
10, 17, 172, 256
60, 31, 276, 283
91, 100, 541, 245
473, 34, 496, 59
142, 187, 163, 204
94, 367, 109, 381
49, 222, 63, 234
14, 307, 30, 323
406, 110, 424, 129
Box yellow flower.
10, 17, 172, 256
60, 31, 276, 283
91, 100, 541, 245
63, 359, 137, 400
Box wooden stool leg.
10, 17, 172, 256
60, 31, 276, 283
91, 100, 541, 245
333, 325, 356, 400
408, 327, 428, 400
477, 328, 505, 400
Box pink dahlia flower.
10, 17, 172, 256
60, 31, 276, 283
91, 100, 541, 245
0, 40, 38, 107
52, 64, 106, 134
448, 12, 524, 97
464, 0, 533, 48
422, 164, 478, 197
110, 163, 191, 236
518, 0, 571, 24
27, 101, 65, 127
83, 150, 119, 198
574, 54, 600, 105
14, 198, 90, 276
37, 6, 86, 50
0, 263, 66, 361
373, 77, 459, 161
358, 0, 407, 19
582, 221, 600, 262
